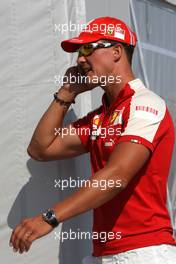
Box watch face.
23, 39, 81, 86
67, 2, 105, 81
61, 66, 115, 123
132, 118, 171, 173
43, 209, 59, 227
46, 211, 53, 219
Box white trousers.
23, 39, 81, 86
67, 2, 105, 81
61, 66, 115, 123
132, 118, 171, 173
82, 244, 176, 264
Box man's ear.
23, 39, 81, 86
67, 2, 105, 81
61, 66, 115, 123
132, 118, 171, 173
113, 44, 123, 62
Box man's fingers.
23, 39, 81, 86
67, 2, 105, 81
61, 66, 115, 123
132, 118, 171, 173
24, 233, 38, 252
19, 231, 33, 254
13, 227, 27, 252
9, 224, 22, 249
9, 219, 29, 247
18, 240, 26, 254
9, 215, 52, 254
9, 219, 34, 253
24, 239, 32, 252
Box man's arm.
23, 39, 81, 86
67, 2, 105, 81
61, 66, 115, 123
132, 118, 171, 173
10, 141, 150, 253
52, 141, 150, 221
27, 103, 86, 161
27, 67, 94, 161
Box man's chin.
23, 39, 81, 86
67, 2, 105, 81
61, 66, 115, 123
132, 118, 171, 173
85, 70, 93, 76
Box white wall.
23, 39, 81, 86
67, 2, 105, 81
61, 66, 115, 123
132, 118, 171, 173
0, 1, 92, 264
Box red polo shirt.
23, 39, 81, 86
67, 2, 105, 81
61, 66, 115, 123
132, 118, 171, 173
72, 78, 176, 256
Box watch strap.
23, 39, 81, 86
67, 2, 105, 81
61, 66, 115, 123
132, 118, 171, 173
54, 92, 75, 108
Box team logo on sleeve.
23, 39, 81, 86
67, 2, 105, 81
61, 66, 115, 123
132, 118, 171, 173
135, 106, 159, 121
135, 106, 158, 115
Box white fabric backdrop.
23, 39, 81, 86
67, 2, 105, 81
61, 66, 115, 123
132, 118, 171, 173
0, 1, 93, 263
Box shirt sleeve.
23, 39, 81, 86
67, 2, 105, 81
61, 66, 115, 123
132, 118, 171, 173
118, 94, 168, 152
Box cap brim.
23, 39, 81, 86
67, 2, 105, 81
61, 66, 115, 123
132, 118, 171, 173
61, 34, 102, 53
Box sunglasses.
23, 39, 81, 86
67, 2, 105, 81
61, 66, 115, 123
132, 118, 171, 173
78, 42, 118, 57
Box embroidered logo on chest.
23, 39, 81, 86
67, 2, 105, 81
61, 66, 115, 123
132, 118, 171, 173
109, 107, 125, 125
91, 115, 102, 140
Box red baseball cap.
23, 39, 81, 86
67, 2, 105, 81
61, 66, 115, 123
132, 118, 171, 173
61, 17, 137, 53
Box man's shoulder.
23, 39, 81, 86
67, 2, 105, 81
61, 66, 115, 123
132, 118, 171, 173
129, 79, 166, 114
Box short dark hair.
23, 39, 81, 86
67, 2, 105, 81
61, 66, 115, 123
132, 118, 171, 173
101, 39, 135, 65
121, 43, 134, 65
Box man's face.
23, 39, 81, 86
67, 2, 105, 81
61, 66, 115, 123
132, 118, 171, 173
77, 41, 119, 87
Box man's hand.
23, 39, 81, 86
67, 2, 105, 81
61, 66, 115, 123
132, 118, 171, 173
9, 215, 54, 254
61, 66, 98, 97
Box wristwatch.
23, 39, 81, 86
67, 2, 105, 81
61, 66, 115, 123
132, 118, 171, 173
42, 209, 59, 228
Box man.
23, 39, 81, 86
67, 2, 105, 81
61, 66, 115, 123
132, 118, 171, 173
10, 17, 176, 263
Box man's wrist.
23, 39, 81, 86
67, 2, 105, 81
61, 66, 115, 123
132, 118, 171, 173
57, 85, 77, 102
54, 92, 75, 108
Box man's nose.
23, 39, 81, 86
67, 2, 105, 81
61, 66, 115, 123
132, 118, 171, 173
77, 54, 87, 64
